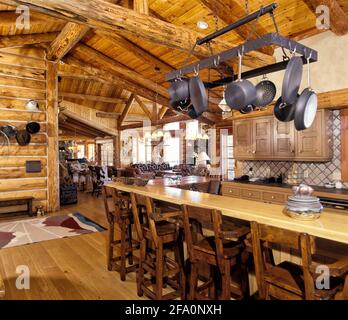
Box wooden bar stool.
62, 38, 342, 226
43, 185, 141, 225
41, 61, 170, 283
103, 186, 139, 281
250, 221, 348, 300
130, 193, 185, 300
182, 205, 250, 300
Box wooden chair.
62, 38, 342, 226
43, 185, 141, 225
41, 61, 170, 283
130, 193, 185, 300
103, 186, 139, 281
250, 221, 348, 300
182, 205, 250, 300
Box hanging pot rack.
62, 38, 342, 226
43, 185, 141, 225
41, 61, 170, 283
165, 3, 318, 88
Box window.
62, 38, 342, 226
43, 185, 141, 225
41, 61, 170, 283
163, 122, 180, 166
87, 143, 95, 162
101, 142, 114, 166
129, 132, 151, 164
221, 133, 235, 180
77, 144, 85, 159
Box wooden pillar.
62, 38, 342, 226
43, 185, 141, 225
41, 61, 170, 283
134, 0, 149, 14
341, 109, 348, 182
47, 62, 60, 212
113, 134, 121, 167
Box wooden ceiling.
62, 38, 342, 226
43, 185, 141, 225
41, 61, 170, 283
0, 0, 347, 127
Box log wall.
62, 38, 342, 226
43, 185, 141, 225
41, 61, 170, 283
0, 47, 49, 213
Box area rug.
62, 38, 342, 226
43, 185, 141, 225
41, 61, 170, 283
0, 213, 106, 249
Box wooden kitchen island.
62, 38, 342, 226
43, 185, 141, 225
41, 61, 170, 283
107, 181, 348, 245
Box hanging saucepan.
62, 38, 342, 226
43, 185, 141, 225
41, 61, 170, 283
188, 106, 199, 119
168, 77, 190, 103
26, 122, 41, 134
274, 95, 298, 122
225, 48, 256, 110
239, 105, 254, 114
189, 65, 208, 116
0, 125, 17, 138
170, 97, 191, 111
294, 54, 317, 131
25, 100, 39, 112
254, 75, 277, 108
282, 54, 303, 105
16, 129, 31, 146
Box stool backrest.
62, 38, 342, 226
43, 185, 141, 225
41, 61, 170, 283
250, 221, 317, 299
129, 192, 145, 242
103, 186, 127, 223
182, 205, 224, 262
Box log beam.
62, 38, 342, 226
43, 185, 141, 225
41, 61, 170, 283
47, 22, 89, 61
0, 0, 274, 68
118, 94, 135, 127
59, 92, 125, 104
306, 0, 348, 35
134, 95, 152, 120
0, 32, 58, 48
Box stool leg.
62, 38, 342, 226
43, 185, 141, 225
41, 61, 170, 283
221, 260, 231, 300
240, 250, 250, 299
208, 265, 217, 299
119, 222, 127, 281
188, 262, 198, 300
137, 239, 146, 297
175, 232, 186, 300
155, 240, 163, 300
127, 224, 134, 266
107, 219, 114, 271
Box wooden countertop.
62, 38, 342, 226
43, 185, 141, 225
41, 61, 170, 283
107, 181, 348, 245
223, 181, 348, 201
148, 175, 210, 186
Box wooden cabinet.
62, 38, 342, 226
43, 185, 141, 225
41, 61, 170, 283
233, 110, 332, 162
253, 117, 273, 157
234, 120, 252, 159
273, 120, 295, 159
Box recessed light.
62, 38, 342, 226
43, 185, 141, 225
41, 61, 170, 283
197, 20, 209, 30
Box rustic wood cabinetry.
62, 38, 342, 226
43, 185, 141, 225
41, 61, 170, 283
233, 110, 332, 162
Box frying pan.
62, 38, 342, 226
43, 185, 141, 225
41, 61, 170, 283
294, 56, 317, 131
239, 105, 254, 114
273, 95, 298, 122
26, 122, 41, 134
188, 106, 199, 119
16, 129, 31, 146
170, 98, 191, 111
282, 56, 303, 105
0, 125, 17, 138
168, 78, 190, 103
254, 76, 277, 107
225, 50, 256, 110
189, 68, 208, 116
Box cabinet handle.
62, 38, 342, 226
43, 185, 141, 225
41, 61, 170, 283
271, 196, 275, 199
252, 150, 256, 154
249, 192, 252, 196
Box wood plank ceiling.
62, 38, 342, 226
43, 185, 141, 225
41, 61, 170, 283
0, 0, 346, 127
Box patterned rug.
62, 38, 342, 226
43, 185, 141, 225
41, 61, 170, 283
0, 213, 106, 249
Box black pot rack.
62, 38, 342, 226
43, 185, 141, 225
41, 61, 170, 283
165, 3, 318, 89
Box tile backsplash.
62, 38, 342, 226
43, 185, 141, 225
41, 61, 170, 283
241, 110, 348, 188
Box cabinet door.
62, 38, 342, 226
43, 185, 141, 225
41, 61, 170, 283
234, 120, 252, 159
296, 110, 323, 159
274, 120, 295, 159
252, 118, 273, 157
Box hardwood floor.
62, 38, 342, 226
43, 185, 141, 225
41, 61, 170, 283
0, 192, 142, 300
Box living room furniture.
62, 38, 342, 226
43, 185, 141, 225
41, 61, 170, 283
0, 197, 33, 218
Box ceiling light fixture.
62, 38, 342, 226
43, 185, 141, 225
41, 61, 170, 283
197, 20, 209, 30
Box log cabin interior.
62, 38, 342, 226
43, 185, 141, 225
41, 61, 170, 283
1, 0, 348, 303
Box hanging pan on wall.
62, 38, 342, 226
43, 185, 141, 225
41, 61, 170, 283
26, 122, 41, 134
16, 129, 31, 146
225, 48, 256, 110
189, 65, 208, 116
0, 125, 17, 138
274, 95, 298, 122
282, 54, 303, 105
294, 54, 318, 131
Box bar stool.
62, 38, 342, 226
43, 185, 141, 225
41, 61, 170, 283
103, 186, 139, 281
130, 193, 185, 300
182, 205, 250, 300
250, 221, 348, 300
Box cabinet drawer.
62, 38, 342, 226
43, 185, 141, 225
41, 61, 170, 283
263, 192, 286, 204
241, 189, 261, 200
221, 186, 240, 197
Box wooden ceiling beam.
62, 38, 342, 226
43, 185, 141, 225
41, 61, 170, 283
133, 0, 148, 14
47, 22, 89, 61
306, 0, 348, 35
199, 0, 274, 56
134, 95, 152, 120
118, 94, 135, 127
72, 44, 169, 98
0, 32, 59, 48
61, 55, 170, 106
158, 106, 168, 120
0, 0, 274, 68
59, 92, 125, 104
